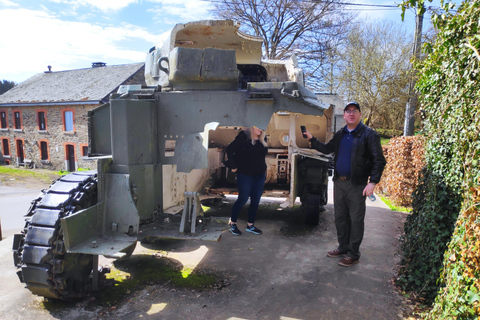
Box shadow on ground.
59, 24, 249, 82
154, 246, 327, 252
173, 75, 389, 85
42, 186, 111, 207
11, 195, 408, 320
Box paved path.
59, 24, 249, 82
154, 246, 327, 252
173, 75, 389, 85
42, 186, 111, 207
0, 186, 48, 320
0, 183, 407, 320
0, 186, 40, 232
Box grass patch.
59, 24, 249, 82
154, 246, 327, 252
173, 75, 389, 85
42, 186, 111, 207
0, 165, 61, 183
380, 137, 390, 146
377, 128, 403, 146
377, 128, 403, 137
0, 166, 94, 188
379, 194, 412, 213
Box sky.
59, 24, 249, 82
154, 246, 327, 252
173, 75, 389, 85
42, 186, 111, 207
0, 0, 459, 84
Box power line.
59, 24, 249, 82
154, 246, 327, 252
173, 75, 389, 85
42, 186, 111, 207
343, 8, 399, 11
201, 0, 398, 8
203, 0, 452, 13
323, 2, 397, 8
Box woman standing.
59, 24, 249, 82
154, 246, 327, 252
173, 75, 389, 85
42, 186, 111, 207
225, 126, 267, 236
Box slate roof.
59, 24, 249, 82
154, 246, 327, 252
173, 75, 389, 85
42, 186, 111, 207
0, 63, 144, 106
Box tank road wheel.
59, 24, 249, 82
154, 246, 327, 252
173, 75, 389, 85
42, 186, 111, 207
304, 193, 321, 225
12, 171, 102, 300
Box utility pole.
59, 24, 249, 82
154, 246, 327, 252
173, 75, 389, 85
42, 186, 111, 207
404, 3, 425, 136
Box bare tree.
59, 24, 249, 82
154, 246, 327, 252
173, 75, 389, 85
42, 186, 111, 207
211, 0, 411, 130
303, 29, 348, 93
338, 20, 413, 130
212, 0, 352, 62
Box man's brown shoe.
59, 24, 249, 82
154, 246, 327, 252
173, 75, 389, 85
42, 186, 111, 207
327, 249, 347, 258
338, 256, 359, 267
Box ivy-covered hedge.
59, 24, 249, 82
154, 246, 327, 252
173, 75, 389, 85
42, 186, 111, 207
428, 184, 480, 318
398, 0, 480, 318
397, 169, 462, 301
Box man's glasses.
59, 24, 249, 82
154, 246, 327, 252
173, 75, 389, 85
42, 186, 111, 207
344, 109, 359, 114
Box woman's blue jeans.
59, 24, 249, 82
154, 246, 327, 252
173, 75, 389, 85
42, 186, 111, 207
230, 173, 265, 224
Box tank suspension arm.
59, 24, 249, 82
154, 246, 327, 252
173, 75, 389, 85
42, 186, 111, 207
179, 192, 202, 234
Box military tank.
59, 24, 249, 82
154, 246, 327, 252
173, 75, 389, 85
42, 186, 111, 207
12, 20, 334, 299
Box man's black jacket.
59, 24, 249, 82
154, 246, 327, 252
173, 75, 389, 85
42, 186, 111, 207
309, 122, 386, 186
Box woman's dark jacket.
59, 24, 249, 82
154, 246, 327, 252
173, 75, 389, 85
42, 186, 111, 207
225, 130, 267, 176
309, 122, 386, 186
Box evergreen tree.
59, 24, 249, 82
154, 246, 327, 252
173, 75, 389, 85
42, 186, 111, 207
0, 80, 16, 95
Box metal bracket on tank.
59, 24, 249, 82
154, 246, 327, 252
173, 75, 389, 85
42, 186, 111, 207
179, 192, 202, 234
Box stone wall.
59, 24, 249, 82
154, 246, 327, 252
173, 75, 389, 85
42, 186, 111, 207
0, 104, 97, 171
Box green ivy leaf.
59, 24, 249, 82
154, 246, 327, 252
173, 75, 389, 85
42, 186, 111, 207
467, 291, 480, 304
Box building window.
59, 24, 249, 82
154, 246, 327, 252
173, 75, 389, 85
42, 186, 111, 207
39, 140, 49, 161
0, 111, 7, 129
1, 138, 10, 156
80, 143, 88, 157
62, 109, 75, 132
15, 138, 24, 164
13, 110, 22, 130
64, 143, 76, 172
37, 110, 47, 131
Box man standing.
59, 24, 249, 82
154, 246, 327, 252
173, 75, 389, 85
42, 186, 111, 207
304, 101, 386, 267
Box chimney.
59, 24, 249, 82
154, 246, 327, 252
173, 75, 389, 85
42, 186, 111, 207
44, 65, 52, 73
92, 62, 107, 68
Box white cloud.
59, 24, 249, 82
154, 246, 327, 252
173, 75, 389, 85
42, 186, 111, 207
75, 0, 138, 12
0, 8, 158, 82
0, 0, 18, 6
47, 0, 138, 12
148, 0, 214, 24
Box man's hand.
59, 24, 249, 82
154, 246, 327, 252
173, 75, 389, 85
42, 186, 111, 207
305, 131, 313, 139
363, 182, 376, 197
232, 168, 237, 172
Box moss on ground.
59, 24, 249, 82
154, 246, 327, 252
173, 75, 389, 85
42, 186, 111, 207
99, 254, 216, 304
42, 253, 218, 312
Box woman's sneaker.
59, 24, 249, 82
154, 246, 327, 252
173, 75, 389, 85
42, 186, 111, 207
246, 224, 262, 235
229, 223, 242, 236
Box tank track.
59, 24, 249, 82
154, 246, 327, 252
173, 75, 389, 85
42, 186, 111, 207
12, 171, 102, 300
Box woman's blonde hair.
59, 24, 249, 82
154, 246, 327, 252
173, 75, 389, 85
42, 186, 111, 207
249, 127, 268, 147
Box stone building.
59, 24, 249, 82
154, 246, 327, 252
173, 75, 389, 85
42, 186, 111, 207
0, 62, 145, 171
